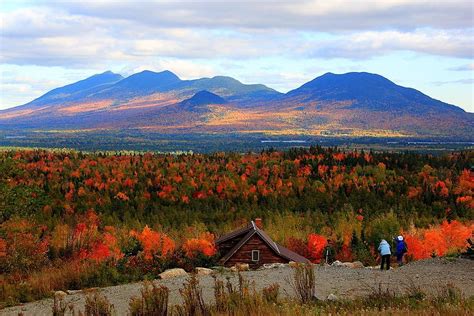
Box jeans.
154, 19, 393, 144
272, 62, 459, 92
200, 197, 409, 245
380, 254, 391, 270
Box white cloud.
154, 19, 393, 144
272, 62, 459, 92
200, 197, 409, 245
310, 30, 474, 59
0, 2, 472, 68
449, 63, 474, 71
51, 0, 473, 31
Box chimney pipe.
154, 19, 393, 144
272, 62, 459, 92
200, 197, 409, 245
254, 218, 262, 229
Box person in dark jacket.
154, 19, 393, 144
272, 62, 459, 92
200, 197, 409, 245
378, 239, 391, 270
395, 235, 408, 266
324, 239, 336, 264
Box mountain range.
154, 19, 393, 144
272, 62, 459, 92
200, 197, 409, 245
0, 70, 472, 139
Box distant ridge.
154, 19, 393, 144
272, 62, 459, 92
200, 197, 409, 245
18, 71, 124, 108
0, 70, 471, 139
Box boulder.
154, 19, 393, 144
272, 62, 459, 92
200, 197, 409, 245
159, 268, 188, 279
327, 293, 338, 301
66, 289, 82, 295
195, 267, 213, 275
351, 261, 364, 269
263, 263, 286, 269
289, 261, 299, 268
54, 291, 67, 299
340, 261, 365, 268
235, 263, 250, 271
331, 260, 343, 267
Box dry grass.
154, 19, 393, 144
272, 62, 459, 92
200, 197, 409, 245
174, 273, 209, 316
84, 290, 115, 316
129, 281, 169, 316
290, 263, 317, 303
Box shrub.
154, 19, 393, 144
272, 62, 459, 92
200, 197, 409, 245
174, 274, 208, 316
262, 283, 280, 304
84, 290, 115, 316
129, 281, 169, 316
52, 292, 68, 316
432, 283, 463, 305
291, 263, 316, 304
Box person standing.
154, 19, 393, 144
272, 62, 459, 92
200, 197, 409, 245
395, 235, 408, 266
378, 239, 391, 270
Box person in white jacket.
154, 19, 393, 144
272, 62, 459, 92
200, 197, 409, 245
378, 239, 391, 270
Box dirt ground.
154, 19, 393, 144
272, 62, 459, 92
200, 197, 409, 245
2, 258, 473, 316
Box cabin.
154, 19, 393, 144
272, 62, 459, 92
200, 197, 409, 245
216, 218, 310, 268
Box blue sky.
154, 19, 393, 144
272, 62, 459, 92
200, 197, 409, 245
1, 0, 473, 112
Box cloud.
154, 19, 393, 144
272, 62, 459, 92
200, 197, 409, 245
50, 0, 473, 31
1, 2, 472, 68
310, 30, 474, 59
432, 78, 474, 86
449, 63, 474, 71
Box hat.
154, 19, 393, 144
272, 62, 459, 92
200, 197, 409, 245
397, 236, 403, 241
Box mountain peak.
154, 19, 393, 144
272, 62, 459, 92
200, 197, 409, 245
131, 69, 180, 80
312, 72, 394, 85
180, 90, 227, 111
114, 70, 181, 92
286, 71, 463, 113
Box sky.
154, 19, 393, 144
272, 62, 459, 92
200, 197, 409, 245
0, 0, 473, 112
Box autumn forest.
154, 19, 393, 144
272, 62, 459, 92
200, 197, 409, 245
0, 147, 473, 307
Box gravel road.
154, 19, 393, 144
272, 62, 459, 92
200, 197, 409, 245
2, 258, 473, 316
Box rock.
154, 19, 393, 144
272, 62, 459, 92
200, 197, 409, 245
289, 261, 299, 268
331, 260, 343, 267
230, 266, 238, 272
195, 267, 213, 275
350, 261, 365, 269
54, 291, 67, 299
159, 268, 188, 279
263, 263, 286, 269
337, 261, 365, 268
327, 293, 338, 301
66, 290, 82, 295
236, 263, 250, 271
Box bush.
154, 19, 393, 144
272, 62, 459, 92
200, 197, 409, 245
129, 281, 169, 316
84, 290, 115, 316
262, 283, 280, 304
291, 263, 316, 303
174, 274, 208, 316
366, 211, 400, 248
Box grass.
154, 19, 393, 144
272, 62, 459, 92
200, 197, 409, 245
84, 290, 115, 316
0, 260, 139, 309
290, 263, 316, 303
129, 281, 169, 316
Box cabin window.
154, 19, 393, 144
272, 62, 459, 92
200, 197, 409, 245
252, 250, 260, 262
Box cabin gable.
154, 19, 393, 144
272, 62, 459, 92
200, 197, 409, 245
223, 234, 287, 268
216, 219, 310, 268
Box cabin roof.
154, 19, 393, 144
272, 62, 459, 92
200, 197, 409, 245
217, 220, 310, 264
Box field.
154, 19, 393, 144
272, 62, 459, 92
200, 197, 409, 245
0, 147, 473, 311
